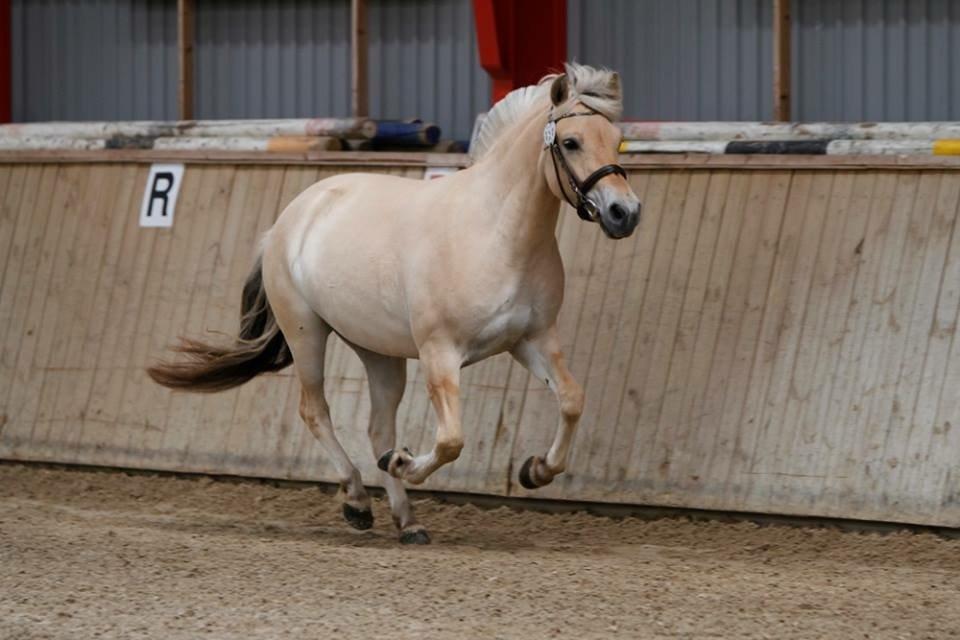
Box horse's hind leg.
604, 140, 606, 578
351, 345, 430, 545
269, 293, 373, 530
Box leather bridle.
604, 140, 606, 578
543, 108, 627, 222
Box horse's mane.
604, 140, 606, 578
469, 62, 623, 161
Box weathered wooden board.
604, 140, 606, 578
2, 161, 959, 527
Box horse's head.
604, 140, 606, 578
541, 71, 641, 239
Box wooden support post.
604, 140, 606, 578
773, 0, 791, 121
177, 0, 194, 121
0, 0, 11, 123
351, 0, 368, 118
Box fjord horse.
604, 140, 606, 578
149, 64, 641, 543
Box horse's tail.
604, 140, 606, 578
147, 256, 293, 393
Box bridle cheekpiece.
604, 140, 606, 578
543, 108, 627, 222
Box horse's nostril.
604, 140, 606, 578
610, 204, 626, 222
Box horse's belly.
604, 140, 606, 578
311, 296, 418, 359
332, 315, 418, 358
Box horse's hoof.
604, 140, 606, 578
377, 447, 413, 477
399, 527, 431, 545
342, 503, 374, 530
518, 455, 550, 490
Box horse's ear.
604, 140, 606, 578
607, 72, 622, 98
550, 75, 569, 106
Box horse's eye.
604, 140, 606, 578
562, 138, 580, 151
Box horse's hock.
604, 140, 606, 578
2, 151, 959, 528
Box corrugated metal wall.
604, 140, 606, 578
368, 0, 487, 143
194, 0, 489, 141
568, 0, 773, 121
11, 0, 177, 121
11, 0, 488, 141
193, 1, 352, 121
794, 0, 960, 121
9, 1, 960, 135
569, 0, 960, 122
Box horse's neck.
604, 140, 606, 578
474, 104, 559, 264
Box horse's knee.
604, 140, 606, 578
560, 383, 584, 422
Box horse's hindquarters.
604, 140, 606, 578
268, 174, 422, 359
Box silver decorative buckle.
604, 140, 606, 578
543, 121, 557, 146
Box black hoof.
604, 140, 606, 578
342, 503, 374, 530
399, 528, 431, 545
377, 449, 394, 472
377, 447, 413, 474
518, 455, 541, 490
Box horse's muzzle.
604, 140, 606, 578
599, 202, 641, 239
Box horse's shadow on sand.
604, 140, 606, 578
107, 504, 591, 553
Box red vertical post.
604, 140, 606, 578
473, 0, 567, 104
0, 0, 10, 122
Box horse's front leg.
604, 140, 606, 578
511, 326, 585, 489
378, 342, 463, 485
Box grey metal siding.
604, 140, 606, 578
569, 0, 960, 122
368, 0, 488, 142
194, 0, 352, 121
794, 0, 960, 121
12, 0, 487, 140
12, 0, 177, 122
568, 0, 773, 121
193, 0, 489, 140
11, 1, 960, 128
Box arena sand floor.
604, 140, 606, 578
2, 463, 958, 639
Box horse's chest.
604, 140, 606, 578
463, 295, 537, 363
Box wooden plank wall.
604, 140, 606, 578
1, 162, 959, 527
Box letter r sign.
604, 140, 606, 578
139, 164, 185, 227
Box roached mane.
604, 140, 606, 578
469, 62, 623, 161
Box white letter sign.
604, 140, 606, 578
422, 166, 459, 181
139, 164, 184, 227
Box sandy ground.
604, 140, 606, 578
1, 464, 959, 640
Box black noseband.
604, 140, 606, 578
545, 110, 627, 222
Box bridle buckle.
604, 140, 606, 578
578, 198, 601, 222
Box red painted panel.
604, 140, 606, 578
473, 0, 566, 104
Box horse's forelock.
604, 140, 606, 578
556, 62, 623, 122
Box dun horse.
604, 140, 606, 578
149, 64, 642, 543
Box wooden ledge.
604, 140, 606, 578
1, 148, 959, 170
0, 149, 472, 167
617, 153, 960, 170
